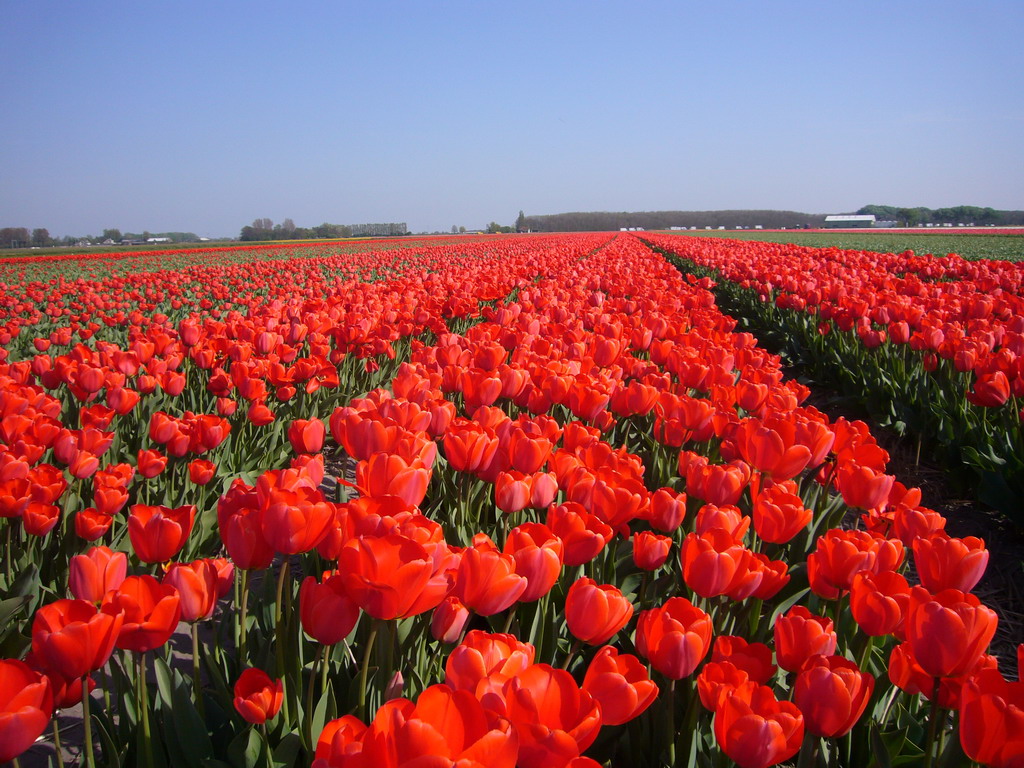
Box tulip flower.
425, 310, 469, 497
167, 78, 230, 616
807, 528, 904, 599
904, 586, 998, 678
127, 503, 196, 563
636, 596, 713, 679
793, 655, 874, 737
503, 664, 603, 768
163, 559, 219, 622
233, 667, 284, 724
711, 635, 776, 684
633, 531, 672, 571
455, 535, 527, 616
340, 533, 446, 620
849, 570, 910, 637
299, 571, 360, 645
0, 659, 53, 763
960, 666, 1024, 767
431, 596, 470, 644
31, 599, 124, 680
774, 606, 837, 673
913, 532, 989, 593
713, 681, 804, 768
69, 546, 128, 604
287, 417, 325, 454
582, 645, 659, 725
104, 575, 182, 653
565, 577, 634, 646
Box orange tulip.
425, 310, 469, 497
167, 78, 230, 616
582, 645, 659, 725
713, 681, 804, 768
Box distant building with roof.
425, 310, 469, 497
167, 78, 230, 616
824, 214, 875, 228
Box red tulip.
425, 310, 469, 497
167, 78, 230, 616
773, 606, 836, 673
445, 630, 535, 698
300, 571, 360, 645
69, 546, 128, 604
163, 559, 218, 622
104, 575, 182, 652
582, 645, 659, 725
960, 666, 1024, 767
431, 596, 470, 644
127, 503, 195, 563
503, 523, 563, 603
633, 531, 672, 571
711, 635, 776, 684
0, 659, 53, 763
136, 448, 168, 478
31, 599, 123, 679
904, 586, 998, 678
288, 417, 325, 454
217, 480, 274, 570
753, 481, 812, 544
636, 596, 713, 679
233, 668, 284, 724
913, 532, 989, 593
565, 577, 633, 645
340, 533, 446, 620
546, 502, 613, 566
503, 664, 603, 768
807, 528, 904, 600
455, 535, 527, 616
188, 458, 216, 485
713, 681, 804, 768
849, 570, 910, 637
793, 655, 874, 737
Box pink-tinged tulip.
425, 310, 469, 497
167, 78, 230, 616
163, 559, 219, 622
431, 596, 470, 644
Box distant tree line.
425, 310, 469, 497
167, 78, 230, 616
518, 205, 1024, 233
0, 227, 199, 248
856, 205, 1024, 227
519, 210, 827, 232
238, 219, 409, 241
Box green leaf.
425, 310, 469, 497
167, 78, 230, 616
228, 728, 267, 768
271, 733, 302, 768
310, 681, 334, 749
870, 722, 894, 768
154, 655, 175, 710
768, 587, 811, 628
171, 674, 215, 765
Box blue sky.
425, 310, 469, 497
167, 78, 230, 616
2, 1, 1021, 237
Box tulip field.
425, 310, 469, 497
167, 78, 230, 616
1, 232, 1020, 768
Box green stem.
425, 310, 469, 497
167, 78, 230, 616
53, 717, 65, 768
305, 645, 325, 749
796, 732, 820, 768
359, 623, 380, 720
561, 639, 582, 671
667, 678, 677, 766
81, 674, 94, 768
502, 606, 517, 634
138, 653, 154, 768
192, 622, 206, 720
238, 569, 250, 667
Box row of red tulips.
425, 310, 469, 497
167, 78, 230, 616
641, 233, 1024, 523
0, 232, 1020, 767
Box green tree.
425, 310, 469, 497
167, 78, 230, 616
31, 228, 51, 246
103, 228, 122, 242
515, 210, 526, 231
